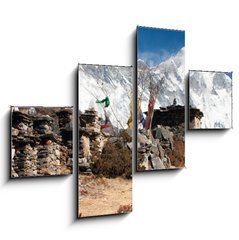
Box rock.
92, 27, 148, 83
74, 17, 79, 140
126, 128, 133, 138
101, 127, 114, 137
108, 137, 118, 144
11, 149, 15, 158
79, 157, 91, 172
153, 126, 162, 139
161, 126, 174, 149
54, 149, 61, 157
161, 126, 170, 140
162, 157, 171, 168
138, 147, 146, 153
127, 142, 140, 150
150, 144, 159, 155
138, 153, 149, 170
151, 157, 165, 169
28, 107, 36, 115
18, 122, 28, 132
127, 142, 132, 150
157, 144, 165, 159
80, 135, 91, 159
12, 128, 19, 136
138, 132, 151, 145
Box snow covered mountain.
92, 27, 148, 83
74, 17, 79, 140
189, 71, 232, 129
78, 64, 133, 129
79, 48, 185, 129
138, 47, 185, 112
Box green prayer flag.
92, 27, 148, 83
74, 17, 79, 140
96, 96, 110, 108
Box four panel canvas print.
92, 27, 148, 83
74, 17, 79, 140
78, 64, 133, 218
189, 70, 232, 129
8, 26, 233, 219
11, 106, 73, 178
137, 26, 185, 171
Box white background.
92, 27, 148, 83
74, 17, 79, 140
0, 0, 239, 239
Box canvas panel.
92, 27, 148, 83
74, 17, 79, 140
11, 106, 73, 178
78, 64, 133, 218
189, 70, 232, 129
137, 26, 185, 171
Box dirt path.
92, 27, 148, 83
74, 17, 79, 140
79, 174, 132, 217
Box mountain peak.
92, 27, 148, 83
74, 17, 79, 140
137, 47, 185, 109
137, 59, 149, 69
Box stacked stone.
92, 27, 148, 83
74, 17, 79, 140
11, 111, 38, 177
33, 115, 70, 175
79, 109, 103, 172
33, 115, 54, 134
137, 126, 173, 170
36, 142, 70, 176
33, 115, 53, 175
56, 110, 73, 170
79, 136, 91, 172
56, 110, 72, 129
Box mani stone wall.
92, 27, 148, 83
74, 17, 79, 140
11, 108, 73, 178
148, 105, 185, 129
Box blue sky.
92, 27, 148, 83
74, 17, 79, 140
225, 72, 232, 79
137, 26, 185, 67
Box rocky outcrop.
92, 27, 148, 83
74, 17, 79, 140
138, 105, 185, 170
11, 107, 73, 178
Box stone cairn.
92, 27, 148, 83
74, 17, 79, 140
138, 127, 173, 170
11, 111, 37, 177
11, 108, 73, 177
79, 109, 104, 172
56, 110, 73, 168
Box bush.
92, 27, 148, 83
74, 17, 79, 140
91, 141, 132, 179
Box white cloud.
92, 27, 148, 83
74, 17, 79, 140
138, 49, 172, 67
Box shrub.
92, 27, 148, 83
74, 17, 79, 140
91, 141, 132, 179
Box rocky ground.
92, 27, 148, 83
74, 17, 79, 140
11, 107, 73, 178
78, 109, 132, 217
